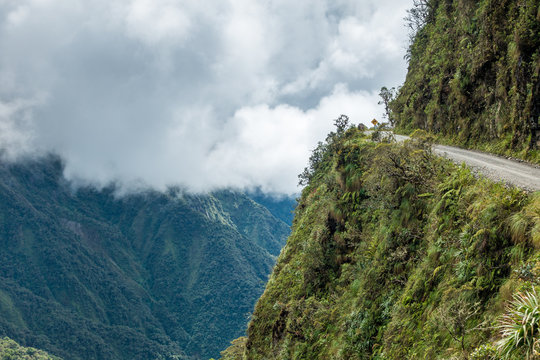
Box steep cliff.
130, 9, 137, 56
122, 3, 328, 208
392, 0, 540, 162
226, 128, 540, 360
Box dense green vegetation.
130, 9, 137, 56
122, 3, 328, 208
0, 156, 290, 360
0, 337, 61, 360
392, 0, 540, 163
224, 126, 540, 359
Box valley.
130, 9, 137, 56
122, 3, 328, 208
0, 156, 293, 359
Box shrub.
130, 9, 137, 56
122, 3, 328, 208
497, 289, 540, 359
470, 344, 499, 360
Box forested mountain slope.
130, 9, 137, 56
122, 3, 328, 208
222, 127, 540, 360
246, 192, 297, 228
392, 0, 540, 162
0, 156, 290, 360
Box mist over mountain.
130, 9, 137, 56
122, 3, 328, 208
0, 0, 410, 195
0, 155, 290, 359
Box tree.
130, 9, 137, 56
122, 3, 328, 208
404, 0, 433, 43
218, 337, 247, 360
378, 87, 397, 127
298, 115, 351, 187
298, 141, 328, 186
334, 114, 350, 135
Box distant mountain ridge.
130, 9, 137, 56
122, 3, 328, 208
0, 155, 290, 359
246, 191, 297, 227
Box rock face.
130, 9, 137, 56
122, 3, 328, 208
0, 155, 290, 360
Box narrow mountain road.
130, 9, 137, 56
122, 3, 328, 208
432, 144, 540, 191
391, 134, 540, 191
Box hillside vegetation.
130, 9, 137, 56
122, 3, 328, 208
0, 156, 290, 359
222, 126, 540, 359
392, 0, 540, 162
217, 1, 540, 358
0, 337, 60, 360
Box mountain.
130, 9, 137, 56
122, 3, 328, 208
246, 191, 297, 227
0, 155, 290, 360
226, 126, 540, 360
391, 0, 540, 163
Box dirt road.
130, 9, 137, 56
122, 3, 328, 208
389, 133, 540, 191
432, 144, 540, 191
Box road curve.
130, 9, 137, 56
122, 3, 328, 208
380, 133, 540, 191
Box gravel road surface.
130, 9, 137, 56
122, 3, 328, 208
432, 144, 540, 191
370, 132, 540, 191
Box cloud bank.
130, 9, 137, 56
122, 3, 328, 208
0, 0, 411, 195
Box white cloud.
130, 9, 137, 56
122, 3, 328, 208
0, 0, 412, 194
0, 97, 42, 159
123, 0, 193, 45
205, 85, 381, 195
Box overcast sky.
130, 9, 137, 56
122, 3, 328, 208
0, 0, 411, 195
